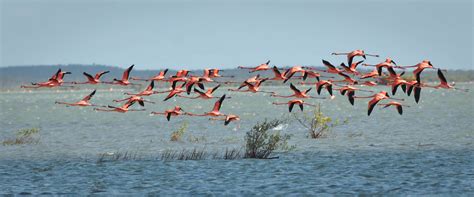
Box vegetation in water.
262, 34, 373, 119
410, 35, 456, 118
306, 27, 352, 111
244, 119, 294, 159
170, 121, 188, 141
2, 128, 41, 146
293, 104, 347, 139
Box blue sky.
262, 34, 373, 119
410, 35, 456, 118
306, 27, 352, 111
1, 0, 472, 69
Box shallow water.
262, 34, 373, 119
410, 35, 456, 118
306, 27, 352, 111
0, 84, 473, 195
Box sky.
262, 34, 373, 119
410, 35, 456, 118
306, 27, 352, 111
1, 0, 473, 70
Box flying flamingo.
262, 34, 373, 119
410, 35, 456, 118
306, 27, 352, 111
185, 76, 205, 94
124, 81, 158, 96
386, 67, 407, 95
21, 69, 74, 88
362, 58, 397, 76
272, 99, 317, 112
429, 69, 469, 92
352, 91, 404, 116
238, 60, 271, 73
377, 101, 410, 115
228, 79, 274, 94
339, 60, 364, 75
178, 85, 227, 99
283, 65, 308, 83
155, 81, 187, 101
331, 49, 379, 67
73, 71, 110, 84
359, 68, 382, 79
334, 85, 373, 105
209, 68, 233, 78
333, 72, 358, 85
111, 65, 137, 86
55, 90, 104, 107
268, 66, 289, 81
200, 69, 214, 82
395, 60, 437, 83
113, 95, 155, 106
185, 94, 227, 117
50, 69, 72, 84
272, 83, 324, 99
151, 106, 185, 121
131, 69, 168, 82
94, 101, 145, 113
175, 69, 191, 78
360, 81, 378, 87
210, 114, 240, 126
321, 60, 343, 74
300, 80, 334, 96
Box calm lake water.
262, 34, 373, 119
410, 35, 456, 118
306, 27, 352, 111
0, 84, 473, 195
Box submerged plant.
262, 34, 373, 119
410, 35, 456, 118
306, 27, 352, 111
244, 119, 294, 159
170, 121, 188, 141
293, 104, 347, 139
2, 128, 40, 146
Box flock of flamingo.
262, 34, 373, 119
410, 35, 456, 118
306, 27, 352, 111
20, 49, 468, 125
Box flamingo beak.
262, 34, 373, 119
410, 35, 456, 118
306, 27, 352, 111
391, 60, 397, 65
362, 55, 366, 59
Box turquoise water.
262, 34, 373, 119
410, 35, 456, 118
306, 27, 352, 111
0, 84, 473, 195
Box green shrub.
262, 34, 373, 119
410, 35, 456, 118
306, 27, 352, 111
2, 128, 40, 146
293, 104, 346, 138
170, 122, 188, 141
244, 119, 294, 159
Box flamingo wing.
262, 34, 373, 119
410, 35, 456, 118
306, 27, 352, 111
322, 60, 336, 70
289, 83, 302, 94
348, 91, 355, 105
211, 84, 221, 93
83, 72, 95, 82
212, 94, 226, 112
95, 71, 110, 79
396, 105, 403, 115
81, 89, 96, 101
146, 81, 155, 91
122, 64, 134, 81
288, 102, 295, 112
368, 98, 381, 116
414, 86, 421, 103
437, 69, 448, 84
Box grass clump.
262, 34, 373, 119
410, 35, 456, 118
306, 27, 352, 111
97, 151, 141, 163
293, 104, 347, 139
170, 121, 188, 141
2, 128, 40, 146
244, 119, 294, 159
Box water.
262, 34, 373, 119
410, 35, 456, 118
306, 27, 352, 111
1, 84, 473, 195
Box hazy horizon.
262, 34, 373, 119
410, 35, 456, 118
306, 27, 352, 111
1, 0, 473, 70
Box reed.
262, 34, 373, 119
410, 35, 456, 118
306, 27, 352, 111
2, 128, 40, 146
